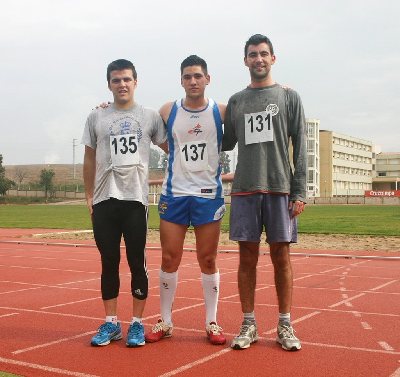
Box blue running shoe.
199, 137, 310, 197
126, 321, 145, 347
91, 322, 122, 346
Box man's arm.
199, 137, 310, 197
221, 100, 237, 151
83, 146, 96, 215
218, 103, 226, 123
159, 102, 174, 124
287, 90, 307, 205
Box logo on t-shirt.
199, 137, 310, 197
188, 123, 203, 136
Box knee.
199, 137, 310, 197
161, 252, 180, 272
270, 244, 291, 270
198, 253, 216, 272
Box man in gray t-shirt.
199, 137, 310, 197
82, 59, 166, 348
223, 34, 306, 352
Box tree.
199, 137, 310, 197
149, 148, 161, 168
0, 154, 15, 195
39, 168, 55, 201
219, 151, 231, 174
160, 152, 168, 170
14, 167, 28, 190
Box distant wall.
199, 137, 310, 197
312, 196, 400, 205
6, 190, 400, 205
6, 190, 85, 199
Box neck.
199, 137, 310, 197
114, 99, 135, 110
249, 76, 275, 89
183, 97, 208, 110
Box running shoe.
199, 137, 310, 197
231, 320, 258, 350
145, 319, 173, 343
126, 321, 145, 347
206, 322, 226, 345
91, 322, 122, 346
276, 322, 301, 351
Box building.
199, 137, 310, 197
373, 152, 400, 191
306, 118, 320, 198
319, 131, 373, 196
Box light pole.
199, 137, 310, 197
72, 138, 77, 179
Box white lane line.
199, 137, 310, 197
370, 280, 398, 291
158, 348, 231, 377
378, 341, 395, 351
0, 356, 99, 377
0, 312, 19, 318
320, 266, 347, 274
12, 331, 96, 355
361, 322, 372, 330
0, 287, 44, 295
390, 366, 400, 377
329, 293, 365, 308
263, 311, 321, 335
41, 297, 101, 309
0, 264, 97, 274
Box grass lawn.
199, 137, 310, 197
0, 204, 399, 236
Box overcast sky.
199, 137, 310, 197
1, 0, 399, 166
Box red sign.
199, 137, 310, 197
365, 190, 400, 197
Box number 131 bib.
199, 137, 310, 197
244, 110, 274, 145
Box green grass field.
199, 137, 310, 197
0, 204, 399, 236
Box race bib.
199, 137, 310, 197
244, 110, 274, 145
179, 140, 209, 172
110, 133, 139, 166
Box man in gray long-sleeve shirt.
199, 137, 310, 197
222, 34, 307, 351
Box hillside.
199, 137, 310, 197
4, 164, 165, 186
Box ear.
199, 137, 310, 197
271, 54, 276, 65
244, 56, 249, 68
205, 74, 210, 85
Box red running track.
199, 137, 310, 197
0, 229, 399, 377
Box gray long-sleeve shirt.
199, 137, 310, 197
222, 84, 307, 202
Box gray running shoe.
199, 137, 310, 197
276, 323, 301, 351
231, 320, 258, 350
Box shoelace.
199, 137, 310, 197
98, 322, 117, 334
208, 323, 223, 335
129, 323, 142, 336
278, 324, 297, 339
152, 321, 169, 333
239, 324, 253, 336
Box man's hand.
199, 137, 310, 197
86, 197, 94, 216
92, 101, 111, 110
289, 200, 305, 218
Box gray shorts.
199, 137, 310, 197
229, 193, 298, 244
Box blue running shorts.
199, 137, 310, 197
158, 194, 225, 226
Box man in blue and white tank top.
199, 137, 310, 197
145, 55, 226, 345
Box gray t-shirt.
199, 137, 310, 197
82, 103, 166, 206
222, 84, 307, 202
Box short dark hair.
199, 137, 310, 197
244, 34, 274, 57
180, 55, 208, 75
106, 59, 137, 83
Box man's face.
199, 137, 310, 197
108, 69, 137, 106
244, 43, 276, 81
181, 65, 210, 100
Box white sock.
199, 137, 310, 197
105, 316, 118, 325
131, 317, 142, 324
279, 312, 291, 324
201, 271, 220, 325
159, 269, 178, 326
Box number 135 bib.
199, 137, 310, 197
110, 133, 139, 166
